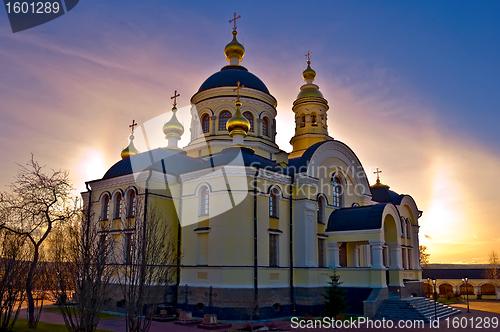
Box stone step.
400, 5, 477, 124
374, 297, 461, 322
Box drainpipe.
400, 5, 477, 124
85, 182, 92, 239
139, 169, 153, 305
175, 175, 183, 305
253, 167, 260, 308
289, 173, 295, 313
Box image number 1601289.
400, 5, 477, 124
5, 2, 60, 14
3, 0, 79, 33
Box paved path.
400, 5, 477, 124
27, 301, 500, 331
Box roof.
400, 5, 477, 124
102, 148, 203, 179
422, 269, 488, 280
287, 141, 328, 174
102, 146, 282, 180
370, 186, 406, 205
326, 204, 387, 232
197, 65, 270, 94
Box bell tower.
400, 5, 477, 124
289, 53, 332, 159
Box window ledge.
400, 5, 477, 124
268, 228, 282, 235
194, 227, 211, 234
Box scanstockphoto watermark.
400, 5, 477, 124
3, 0, 79, 33
291, 317, 431, 329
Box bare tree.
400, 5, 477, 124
485, 250, 500, 286
117, 202, 177, 332
419, 245, 430, 268
0, 156, 74, 327
47, 208, 114, 332
0, 229, 30, 330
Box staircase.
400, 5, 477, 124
373, 297, 461, 322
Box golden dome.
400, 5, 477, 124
303, 60, 316, 82
121, 134, 139, 159
163, 107, 184, 139
370, 178, 390, 189
296, 84, 324, 99
226, 101, 250, 137
224, 31, 245, 63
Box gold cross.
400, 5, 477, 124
305, 51, 312, 61
171, 90, 180, 108
229, 12, 241, 31
374, 168, 382, 180
233, 81, 244, 101
129, 119, 138, 133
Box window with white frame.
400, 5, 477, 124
269, 188, 279, 218
126, 190, 136, 218
332, 176, 343, 208
199, 186, 209, 216
101, 194, 110, 221
113, 192, 122, 219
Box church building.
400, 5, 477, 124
82, 19, 424, 319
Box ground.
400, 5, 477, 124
17, 300, 500, 331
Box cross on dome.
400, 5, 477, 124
171, 90, 180, 108
129, 119, 138, 133
305, 51, 312, 62
374, 168, 382, 180
233, 81, 244, 102
229, 12, 241, 31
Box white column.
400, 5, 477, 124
363, 245, 372, 267
354, 245, 360, 267
327, 242, 341, 268
370, 240, 385, 269
412, 225, 421, 270
388, 243, 403, 270
211, 116, 216, 135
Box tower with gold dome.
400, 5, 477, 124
82, 15, 424, 321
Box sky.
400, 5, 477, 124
0, 1, 499, 263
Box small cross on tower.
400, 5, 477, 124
305, 51, 312, 62
233, 81, 244, 101
374, 168, 382, 182
129, 119, 138, 133
171, 90, 180, 108
229, 12, 241, 31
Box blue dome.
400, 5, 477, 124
197, 65, 270, 94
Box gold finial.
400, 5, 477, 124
302, 51, 316, 83
229, 12, 241, 31
370, 168, 390, 189
163, 90, 184, 147
233, 81, 244, 103
171, 90, 180, 108
121, 122, 140, 160
129, 119, 138, 133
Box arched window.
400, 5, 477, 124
127, 190, 136, 218
199, 186, 209, 216
300, 115, 306, 128
332, 176, 343, 208
311, 113, 318, 126
317, 196, 325, 224
406, 218, 411, 239
269, 188, 279, 218
400, 217, 406, 237
218, 111, 232, 131
262, 117, 269, 136
113, 192, 122, 219
201, 114, 210, 134
101, 195, 110, 221
243, 111, 254, 132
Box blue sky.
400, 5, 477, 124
0, 1, 499, 262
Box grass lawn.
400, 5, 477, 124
12, 319, 113, 332
44, 306, 121, 319
437, 298, 463, 305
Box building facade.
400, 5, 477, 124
82, 25, 423, 319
